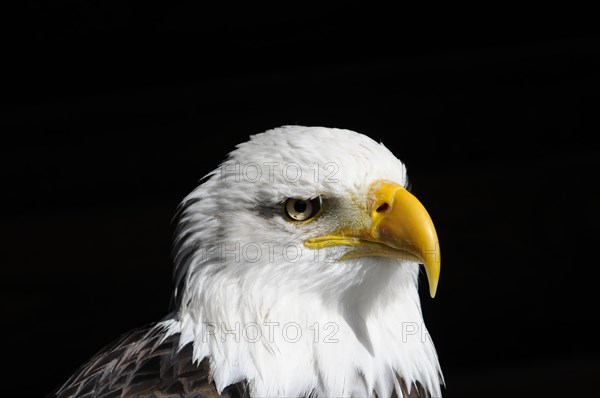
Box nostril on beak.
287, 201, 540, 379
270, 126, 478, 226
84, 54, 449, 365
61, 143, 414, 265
375, 203, 390, 213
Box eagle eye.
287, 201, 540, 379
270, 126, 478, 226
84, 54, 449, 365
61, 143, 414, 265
283, 197, 322, 222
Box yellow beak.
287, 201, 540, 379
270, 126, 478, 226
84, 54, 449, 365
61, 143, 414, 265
305, 180, 441, 297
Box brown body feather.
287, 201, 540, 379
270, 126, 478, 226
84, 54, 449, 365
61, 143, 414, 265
50, 324, 246, 398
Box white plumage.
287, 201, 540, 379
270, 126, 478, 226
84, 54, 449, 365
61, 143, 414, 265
164, 126, 443, 397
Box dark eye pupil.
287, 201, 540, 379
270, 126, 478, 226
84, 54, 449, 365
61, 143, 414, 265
294, 200, 307, 213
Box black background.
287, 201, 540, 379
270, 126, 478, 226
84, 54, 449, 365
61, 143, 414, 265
2, 3, 599, 397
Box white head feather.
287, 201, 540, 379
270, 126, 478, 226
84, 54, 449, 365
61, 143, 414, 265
162, 126, 443, 397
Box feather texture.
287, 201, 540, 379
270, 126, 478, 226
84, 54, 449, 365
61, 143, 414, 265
50, 324, 247, 398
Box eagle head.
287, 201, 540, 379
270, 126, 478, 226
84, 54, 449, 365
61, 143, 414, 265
166, 126, 443, 397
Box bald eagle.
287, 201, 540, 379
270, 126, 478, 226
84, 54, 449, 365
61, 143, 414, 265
52, 126, 444, 398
